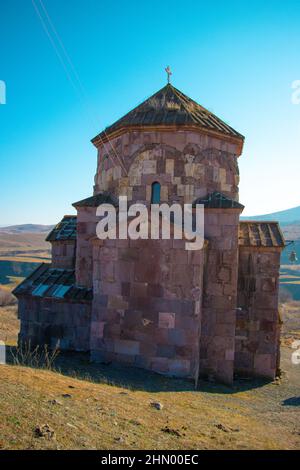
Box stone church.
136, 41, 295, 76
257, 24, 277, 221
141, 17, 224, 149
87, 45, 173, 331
14, 83, 285, 384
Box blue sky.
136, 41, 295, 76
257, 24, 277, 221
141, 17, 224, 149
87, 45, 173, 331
0, 0, 300, 225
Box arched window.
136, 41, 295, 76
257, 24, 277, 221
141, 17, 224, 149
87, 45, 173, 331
151, 182, 161, 204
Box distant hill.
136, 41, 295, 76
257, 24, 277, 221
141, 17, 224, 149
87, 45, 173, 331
0, 224, 54, 234
242, 205, 300, 225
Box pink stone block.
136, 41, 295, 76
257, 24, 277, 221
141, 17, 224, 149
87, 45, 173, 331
168, 359, 190, 375
114, 339, 140, 355
254, 354, 275, 379
225, 349, 235, 361
218, 267, 231, 282
91, 321, 105, 338
159, 312, 176, 329
150, 357, 170, 373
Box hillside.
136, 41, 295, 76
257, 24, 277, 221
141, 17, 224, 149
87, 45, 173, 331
242, 205, 300, 226
0, 224, 54, 234
0, 360, 298, 450
0, 303, 299, 451
0, 232, 51, 289
0, 232, 51, 257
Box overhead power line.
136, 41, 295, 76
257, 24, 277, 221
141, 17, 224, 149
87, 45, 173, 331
31, 0, 128, 175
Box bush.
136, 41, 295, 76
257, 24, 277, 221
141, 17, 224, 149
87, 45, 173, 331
0, 287, 17, 307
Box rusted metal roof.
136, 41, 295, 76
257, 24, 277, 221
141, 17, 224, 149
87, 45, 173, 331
46, 215, 77, 242
13, 263, 92, 301
92, 84, 244, 146
73, 192, 118, 208
239, 221, 285, 248
193, 192, 244, 209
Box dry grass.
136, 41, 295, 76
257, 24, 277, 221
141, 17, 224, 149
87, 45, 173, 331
0, 301, 299, 450
281, 281, 300, 285
0, 305, 19, 346
11, 341, 60, 370
0, 287, 17, 307
281, 300, 300, 340
0, 232, 50, 263
0, 256, 50, 263
0, 232, 50, 252
0, 363, 299, 451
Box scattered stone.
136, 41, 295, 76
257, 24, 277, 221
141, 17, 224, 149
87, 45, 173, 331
68, 385, 75, 389
272, 378, 281, 386
130, 419, 142, 426
150, 401, 163, 410
66, 423, 77, 429
114, 436, 124, 443
161, 426, 182, 437
119, 391, 128, 395
215, 423, 240, 433
62, 393, 72, 398
48, 399, 63, 406
34, 424, 55, 440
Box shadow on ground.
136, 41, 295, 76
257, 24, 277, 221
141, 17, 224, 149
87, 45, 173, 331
282, 396, 300, 406
6, 347, 271, 394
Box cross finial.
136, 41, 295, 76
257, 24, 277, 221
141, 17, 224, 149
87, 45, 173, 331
165, 66, 172, 84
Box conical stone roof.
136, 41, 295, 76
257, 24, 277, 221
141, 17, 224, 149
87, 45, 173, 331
92, 83, 244, 147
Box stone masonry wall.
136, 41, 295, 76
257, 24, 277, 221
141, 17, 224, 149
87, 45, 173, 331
82, 129, 242, 382
235, 247, 281, 379
200, 208, 241, 384
90, 236, 205, 378
75, 206, 98, 288
51, 240, 76, 269
18, 296, 91, 351
94, 130, 240, 205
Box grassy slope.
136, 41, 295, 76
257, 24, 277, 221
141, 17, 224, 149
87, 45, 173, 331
0, 306, 299, 450
0, 362, 299, 451
0, 232, 50, 289
0, 232, 50, 250
0, 306, 19, 345
0, 232, 50, 262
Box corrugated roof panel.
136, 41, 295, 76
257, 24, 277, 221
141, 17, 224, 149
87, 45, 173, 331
239, 222, 285, 248
46, 216, 77, 242
13, 265, 92, 302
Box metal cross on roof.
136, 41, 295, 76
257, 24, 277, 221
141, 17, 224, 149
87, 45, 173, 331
165, 66, 172, 83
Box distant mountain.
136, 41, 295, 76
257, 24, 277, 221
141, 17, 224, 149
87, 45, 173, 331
241, 205, 300, 225
0, 224, 54, 234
